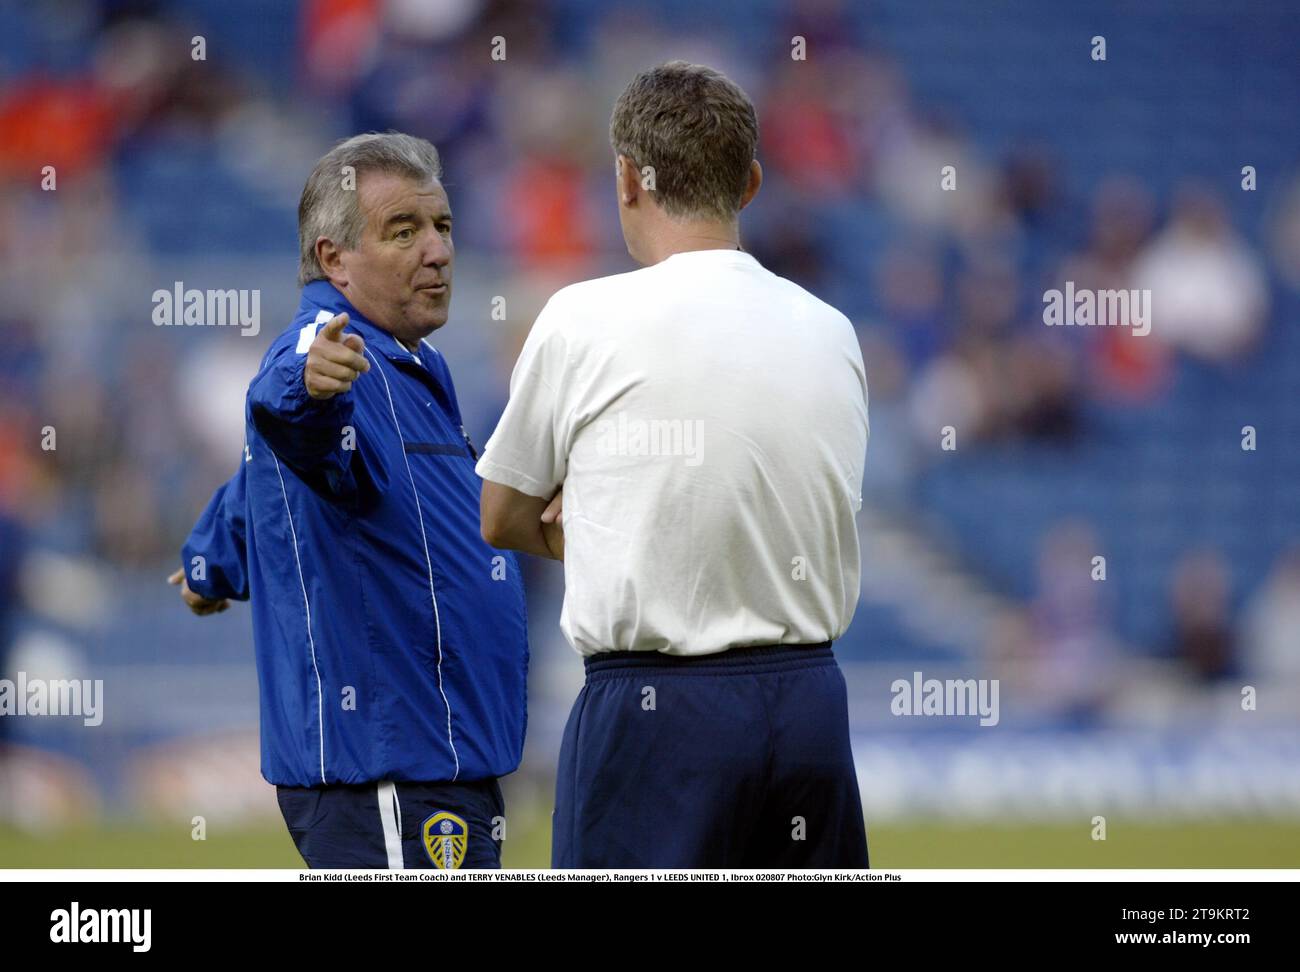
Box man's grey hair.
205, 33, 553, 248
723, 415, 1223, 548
297, 132, 443, 286
609, 60, 758, 222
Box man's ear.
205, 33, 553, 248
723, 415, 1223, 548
617, 154, 642, 207
316, 237, 348, 288
738, 159, 763, 211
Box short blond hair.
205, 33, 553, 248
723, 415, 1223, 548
610, 61, 758, 221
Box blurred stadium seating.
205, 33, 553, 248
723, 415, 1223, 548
1, 0, 1298, 866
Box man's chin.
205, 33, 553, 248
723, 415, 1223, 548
406, 320, 446, 344
417, 292, 450, 322
408, 304, 450, 335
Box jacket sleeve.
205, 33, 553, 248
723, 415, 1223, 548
246, 338, 361, 497
182, 463, 249, 601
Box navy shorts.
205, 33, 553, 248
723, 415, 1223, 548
552, 643, 870, 868
277, 778, 504, 869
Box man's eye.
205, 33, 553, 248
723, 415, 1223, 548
437, 222, 452, 235
395, 228, 415, 240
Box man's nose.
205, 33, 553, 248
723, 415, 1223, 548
422, 231, 452, 267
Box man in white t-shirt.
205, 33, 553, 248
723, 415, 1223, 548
477, 61, 870, 868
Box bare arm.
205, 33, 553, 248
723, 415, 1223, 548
481, 480, 564, 561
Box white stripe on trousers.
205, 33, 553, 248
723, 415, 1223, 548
378, 781, 404, 869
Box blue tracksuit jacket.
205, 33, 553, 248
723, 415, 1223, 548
182, 280, 529, 787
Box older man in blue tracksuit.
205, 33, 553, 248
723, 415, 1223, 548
172, 133, 533, 870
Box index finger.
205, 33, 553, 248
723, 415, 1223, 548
318, 312, 350, 342
315, 342, 370, 374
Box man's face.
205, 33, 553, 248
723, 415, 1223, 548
337, 172, 454, 346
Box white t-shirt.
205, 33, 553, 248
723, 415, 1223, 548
476, 248, 869, 656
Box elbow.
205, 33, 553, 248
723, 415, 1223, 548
480, 513, 507, 550
480, 481, 517, 550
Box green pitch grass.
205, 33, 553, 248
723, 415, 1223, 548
2, 817, 1298, 868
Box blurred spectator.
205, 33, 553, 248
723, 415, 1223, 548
300, 0, 384, 94
1001, 335, 1079, 443
875, 242, 946, 371
856, 327, 915, 507
1167, 549, 1237, 682
1057, 176, 1169, 403
908, 351, 987, 450
999, 144, 1061, 240
0, 508, 25, 667
1133, 182, 1269, 362
0, 76, 115, 182
909, 332, 1080, 450
760, 58, 859, 198
875, 112, 996, 238
1242, 546, 1300, 679
0, 445, 30, 764
746, 203, 831, 295
1028, 521, 1120, 723
955, 254, 1018, 341
1268, 173, 1300, 292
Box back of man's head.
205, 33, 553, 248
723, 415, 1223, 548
610, 61, 759, 223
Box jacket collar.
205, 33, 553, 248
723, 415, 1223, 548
300, 281, 429, 366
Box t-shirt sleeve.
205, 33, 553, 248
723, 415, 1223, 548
474, 298, 572, 498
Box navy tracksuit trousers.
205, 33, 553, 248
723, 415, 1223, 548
551, 643, 870, 868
